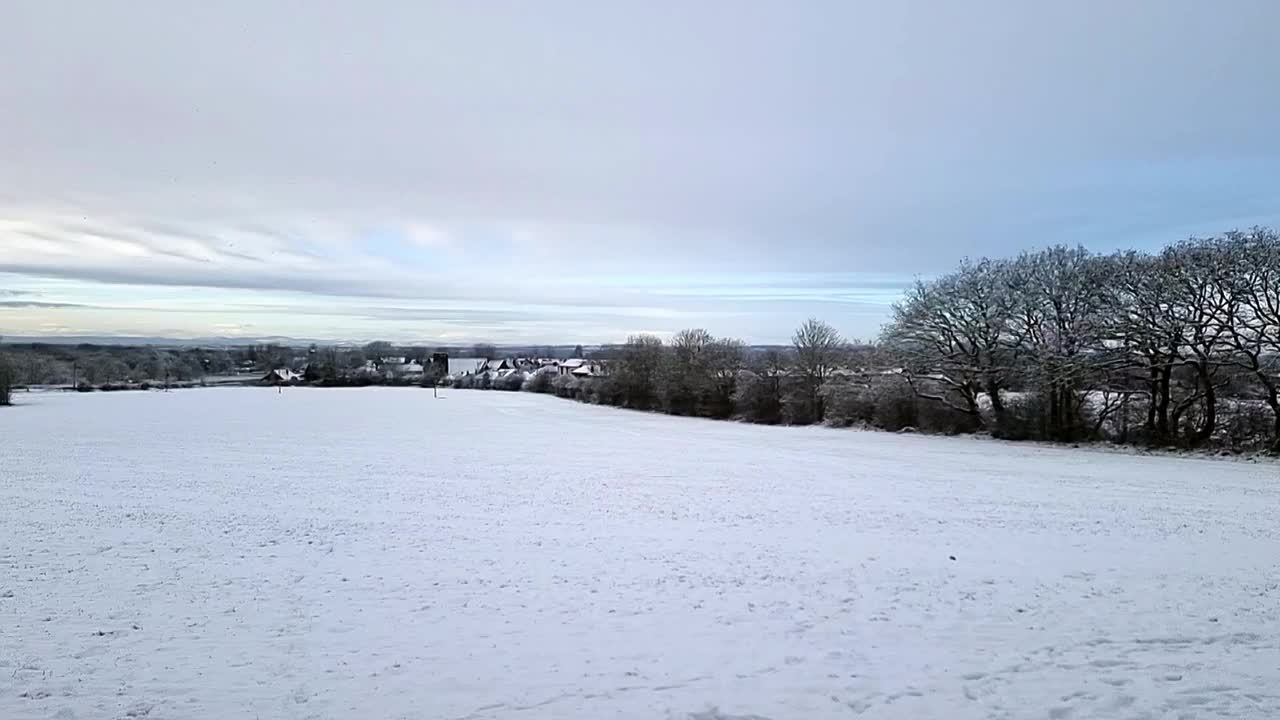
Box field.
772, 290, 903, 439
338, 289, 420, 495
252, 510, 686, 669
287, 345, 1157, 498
2, 388, 1278, 719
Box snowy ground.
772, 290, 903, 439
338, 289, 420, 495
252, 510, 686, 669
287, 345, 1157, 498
2, 388, 1278, 720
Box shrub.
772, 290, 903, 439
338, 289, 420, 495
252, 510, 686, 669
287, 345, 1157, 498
780, 378, 818, 425
992, 393, 1048, 441
552, 374, 581, 399
820, 378, 875, 427
522, 370, 555, 394
869, 377, 919, 431
1218, 400, 1273, 452
579, 377, 620, 405
915, 394, 981, 435
733, 371, 782, 424
494, 372, 526, 391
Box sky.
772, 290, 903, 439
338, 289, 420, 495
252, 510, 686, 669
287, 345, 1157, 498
3, 1, 1280, 345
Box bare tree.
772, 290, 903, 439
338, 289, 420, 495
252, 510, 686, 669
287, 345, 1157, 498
613, 334, 665, 409
1004, 246, 1117, 440
1217, 229, 1280, 450
0, 348, 11, 406
659, 329, 714, 415
881, 259, 1015, 426
734, 348, 788, 423
792, 318, 845, 422
1159, 239, 1237, 445
704, 337, 746, 418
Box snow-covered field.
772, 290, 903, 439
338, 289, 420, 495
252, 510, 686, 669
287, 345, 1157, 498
2, 388, 1278, 720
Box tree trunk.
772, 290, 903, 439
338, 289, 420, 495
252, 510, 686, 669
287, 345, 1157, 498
1268, 389, 1280, 454
1195, 366, 1216, 446
1047, 385, 1060, 440
1058, 386, 1075, 442
1145, 368, 1158, 435
1155, 366, 1172, 443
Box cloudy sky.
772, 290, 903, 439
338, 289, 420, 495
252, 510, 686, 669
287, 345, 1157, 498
3, 1, 1280, 344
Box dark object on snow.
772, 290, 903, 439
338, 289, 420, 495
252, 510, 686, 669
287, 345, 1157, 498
948, 555, 956, 561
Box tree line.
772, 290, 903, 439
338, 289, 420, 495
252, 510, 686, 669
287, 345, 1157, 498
5, 227, 1279, 453
882, 228, 1280, 451
0, 345, 239, 389
465, 228, 1280, 453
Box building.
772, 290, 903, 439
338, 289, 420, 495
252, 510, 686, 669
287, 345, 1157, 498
478, 358, 515, 373
557, 358, 587, 376
262, 368, 301, 385
570, 360, 605, 378
384, 361, 424, 380
446, 358, 486, 377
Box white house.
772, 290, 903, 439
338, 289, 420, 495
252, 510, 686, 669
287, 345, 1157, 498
557, 358, 587, 376
262, 368, 301, 384
571, 360, 604, 378
384, 361, 424, 380
478, 358, 515, 373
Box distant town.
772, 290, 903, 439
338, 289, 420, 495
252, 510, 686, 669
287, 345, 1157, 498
0, 340, 616, 392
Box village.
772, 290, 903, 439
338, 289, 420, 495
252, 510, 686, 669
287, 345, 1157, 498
260, 353, 607, 387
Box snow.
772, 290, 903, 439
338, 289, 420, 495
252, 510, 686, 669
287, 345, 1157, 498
2, 387, 1278, 720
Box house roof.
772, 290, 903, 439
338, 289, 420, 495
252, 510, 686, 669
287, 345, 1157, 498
447, 358, 486, 375
559, 358, 587, 368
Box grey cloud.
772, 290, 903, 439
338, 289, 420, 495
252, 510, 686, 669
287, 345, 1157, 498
3, 1, 1280, 341
5, 2, 1280, 273
0, 300, 86, 308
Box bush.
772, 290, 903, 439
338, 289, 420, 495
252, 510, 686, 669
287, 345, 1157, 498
869, 377, 919, 431
820, 378, 874, 427
522, 370, 555, 394
733, 372, 782, 424
579, 377, 620, 405
780, 378, 818, 425
992, 393, 1048, 441
1218, 400, 1274, 452
914, 394, 981, 435
551, 374, 581, 399
494, 372, 526, 391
